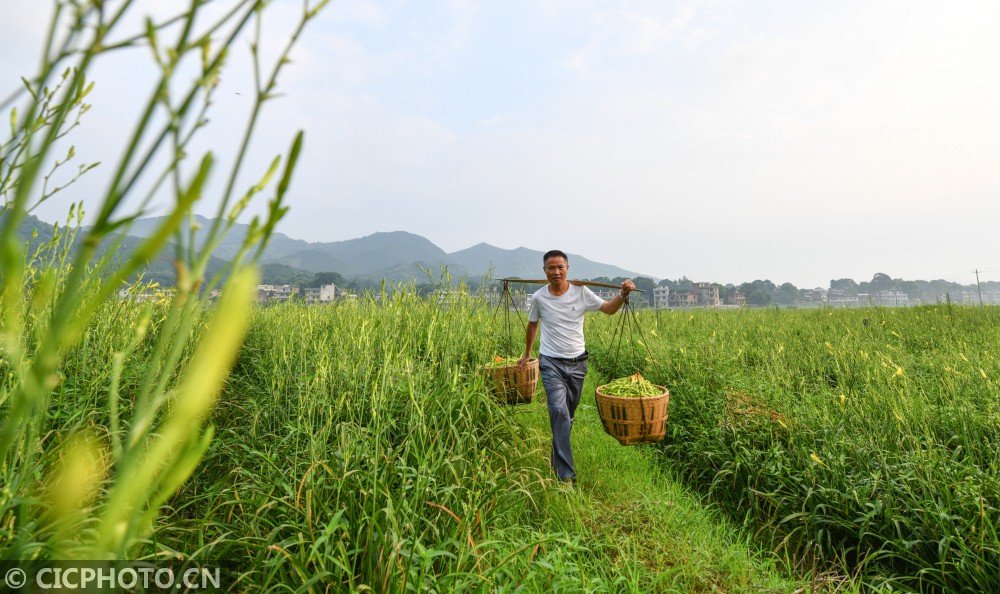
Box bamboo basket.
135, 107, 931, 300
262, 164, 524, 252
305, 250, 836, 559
595, 384, 669, 445
482, 358, 538, 405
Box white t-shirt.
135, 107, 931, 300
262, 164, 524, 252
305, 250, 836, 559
528, 284, 605, 358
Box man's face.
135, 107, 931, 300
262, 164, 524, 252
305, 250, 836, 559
543, 256, 568, 284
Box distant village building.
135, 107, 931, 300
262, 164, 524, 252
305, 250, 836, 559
256, 284, 297, 304
961, 290, 1000, 305
437, 288, 471, 306
799, 288, 828, 305
668, 291, 699, 308
591, 289, 617, 304
693, 282, 720, 307
486, 286, 531, 310
303, 283, 338, 304
653, 286, 670, 309
874, 290, 909, 306
484, 287, 501, 308
724, 289, 747, 307
827, 289, 859, 308
117, 286, 175, 303
591, 288, 644, 309
256, 283, 339, 305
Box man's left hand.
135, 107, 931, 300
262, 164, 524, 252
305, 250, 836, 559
621, 279, 636, 295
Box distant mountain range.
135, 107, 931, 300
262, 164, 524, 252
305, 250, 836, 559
5, 213, 232, 285
117, 215, 649, 283
11, 214, 997, 305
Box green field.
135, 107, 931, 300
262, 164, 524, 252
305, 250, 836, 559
3, 284, 998, 592
588, 304, 1000, 591
4, 3, 999, 590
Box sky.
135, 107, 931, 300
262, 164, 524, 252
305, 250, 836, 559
2, 0, 999, 288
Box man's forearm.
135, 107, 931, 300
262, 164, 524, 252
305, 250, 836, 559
524, 322, 538, 358
601, 291, 629, 315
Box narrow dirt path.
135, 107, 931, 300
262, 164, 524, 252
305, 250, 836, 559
512, 370, 806, 593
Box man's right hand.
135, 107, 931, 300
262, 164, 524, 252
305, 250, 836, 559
517, 355, 530, 368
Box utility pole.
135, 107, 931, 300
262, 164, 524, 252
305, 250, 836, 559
975, 269, 984, 306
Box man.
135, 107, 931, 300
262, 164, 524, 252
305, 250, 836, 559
517, 250, 635, 484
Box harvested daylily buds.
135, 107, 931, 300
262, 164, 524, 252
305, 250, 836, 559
600, 372, 662, 397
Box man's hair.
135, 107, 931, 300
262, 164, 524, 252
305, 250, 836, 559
543, 250, 568, 264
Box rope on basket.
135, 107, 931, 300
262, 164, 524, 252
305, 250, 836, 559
608, 293, 657, 375
488, 279, 527, 356
604, 292, 659, 437
482, 279, 538, 405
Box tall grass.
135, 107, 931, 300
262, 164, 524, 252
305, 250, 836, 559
588, 305, 1000, 591
9, 3, 992, 590
1, 0, 323, 560
1, 269, 809, 591
145, 288, 640, 591
4, 4, 798, 590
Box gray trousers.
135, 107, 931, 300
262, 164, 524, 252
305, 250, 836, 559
539, 355, 588, 481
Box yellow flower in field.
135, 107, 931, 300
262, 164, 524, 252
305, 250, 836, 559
777, 344, 784, 355
650, 329, 658, 337
895, 366, 904, 377
825, 342, 833, 350
838, 394, 846, 406
891, 331, 900, 338
810, 452, 825, 466
777, 419, 788, 429
960, 353, 970, 363
981, 368, 988, 379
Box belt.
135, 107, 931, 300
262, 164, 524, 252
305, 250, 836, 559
544, 351, 589, 364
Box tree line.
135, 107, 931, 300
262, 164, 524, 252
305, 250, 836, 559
580, 273, 998, 307
254, 268, 998, 307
